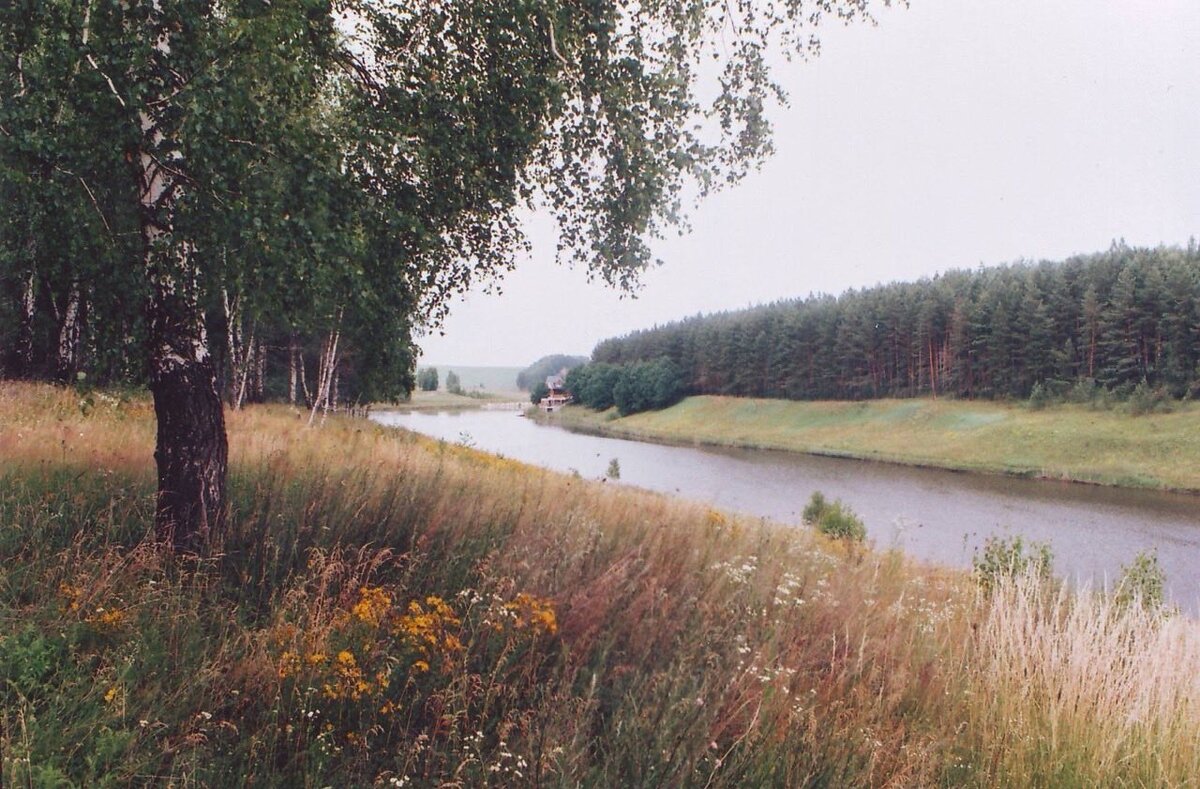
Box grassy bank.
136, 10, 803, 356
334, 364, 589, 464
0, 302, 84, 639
2, 382, 1198, 786
551, 395, 1200, 492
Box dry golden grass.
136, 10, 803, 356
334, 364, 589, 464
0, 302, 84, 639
1, 382, 1197, 786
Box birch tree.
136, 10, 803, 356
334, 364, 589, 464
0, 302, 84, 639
3, 0, 886, 553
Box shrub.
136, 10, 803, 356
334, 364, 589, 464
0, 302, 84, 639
1114, 550, 1167, 613
802, 491, 829, 525
817, 502, 867, 541
972, 535, 1053, 592
802, 491, 865, 542
1027, 382, 1050, 410
1066, 379, 1099, 405
1127, 380, 1172, 416
606, 458, 621, 479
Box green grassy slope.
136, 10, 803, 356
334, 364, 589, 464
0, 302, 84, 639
554, 396, 1200, 492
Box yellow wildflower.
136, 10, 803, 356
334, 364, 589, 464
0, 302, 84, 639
278, 650, 301, 679
505, 593, 558, 636
351, 586, 392, 627
59, 583, 84, 612
92, 608, 126, 630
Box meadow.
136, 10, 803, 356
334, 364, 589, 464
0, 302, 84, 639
394, 389, 523, 411
1, 382, 1197, 786
552, 395, 1200, 492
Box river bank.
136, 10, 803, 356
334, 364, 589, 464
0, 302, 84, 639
542, 395, 1200, 493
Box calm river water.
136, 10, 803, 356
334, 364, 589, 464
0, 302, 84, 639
373, 407, 1200, 612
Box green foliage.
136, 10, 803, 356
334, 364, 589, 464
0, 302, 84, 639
570, 358, 685, 416
606, 458, 621, 479
802, 491, 830, 525
972, 536, 1054, 592
417, 367, 439, 392
517, 355, 588, 391
3, 0, 880, 398
1114, 550, 1167, 613
567, 362, 623, 411
590, 245, 1200, 404
445, 370, 463, 395
802, 491, 866, 542
529, 381, 550, 405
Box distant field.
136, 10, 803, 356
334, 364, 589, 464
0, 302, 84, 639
384, 389, 524, 410
555, 396, 1200, 493
417, 364, 524, 396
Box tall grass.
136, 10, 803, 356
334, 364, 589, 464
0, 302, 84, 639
1, 382, 1196, 786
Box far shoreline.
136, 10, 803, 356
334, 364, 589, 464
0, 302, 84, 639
532, 395, 1200, 496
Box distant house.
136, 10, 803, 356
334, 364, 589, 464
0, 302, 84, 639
539, 372, 573, 411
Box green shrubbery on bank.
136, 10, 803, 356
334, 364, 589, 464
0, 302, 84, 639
565, 358, 685, 415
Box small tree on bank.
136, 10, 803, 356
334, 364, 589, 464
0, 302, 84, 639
417, 368, 440, 393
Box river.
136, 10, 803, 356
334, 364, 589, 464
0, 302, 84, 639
373, 406, 1200, 611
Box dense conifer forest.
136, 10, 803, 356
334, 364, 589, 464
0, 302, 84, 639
588, 242, 1200, 402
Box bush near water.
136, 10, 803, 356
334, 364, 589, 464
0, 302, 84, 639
2, 382, 1200, 786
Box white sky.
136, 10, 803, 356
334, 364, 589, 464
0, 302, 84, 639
419, 0, 1200, 368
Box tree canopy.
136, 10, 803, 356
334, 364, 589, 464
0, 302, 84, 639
1, 0, 887, 550
516, 354, 588, 391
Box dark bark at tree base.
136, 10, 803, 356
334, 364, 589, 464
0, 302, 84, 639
151, 359, 228, 553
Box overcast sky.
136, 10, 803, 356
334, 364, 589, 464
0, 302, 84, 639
419, 0, 1200, 368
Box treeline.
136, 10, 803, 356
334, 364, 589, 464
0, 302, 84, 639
516, 354, 588, 390
565, 358, 685, 415
591, 242, 1200, 402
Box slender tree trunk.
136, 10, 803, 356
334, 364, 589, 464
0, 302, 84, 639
223, 290, 258, 410
252, 337, 266, 402
12, 263, 37, 377
928, 339, 937, 399
299, 349, 311, 406
55, 280, 81, 382
308, 319, 341, 427
288, 332, 299, 404
136, 11, 227, 553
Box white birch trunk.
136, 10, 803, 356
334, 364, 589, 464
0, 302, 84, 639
288, 332, 299, 404
136, 3, 228, 551
55, 281, 81, 382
